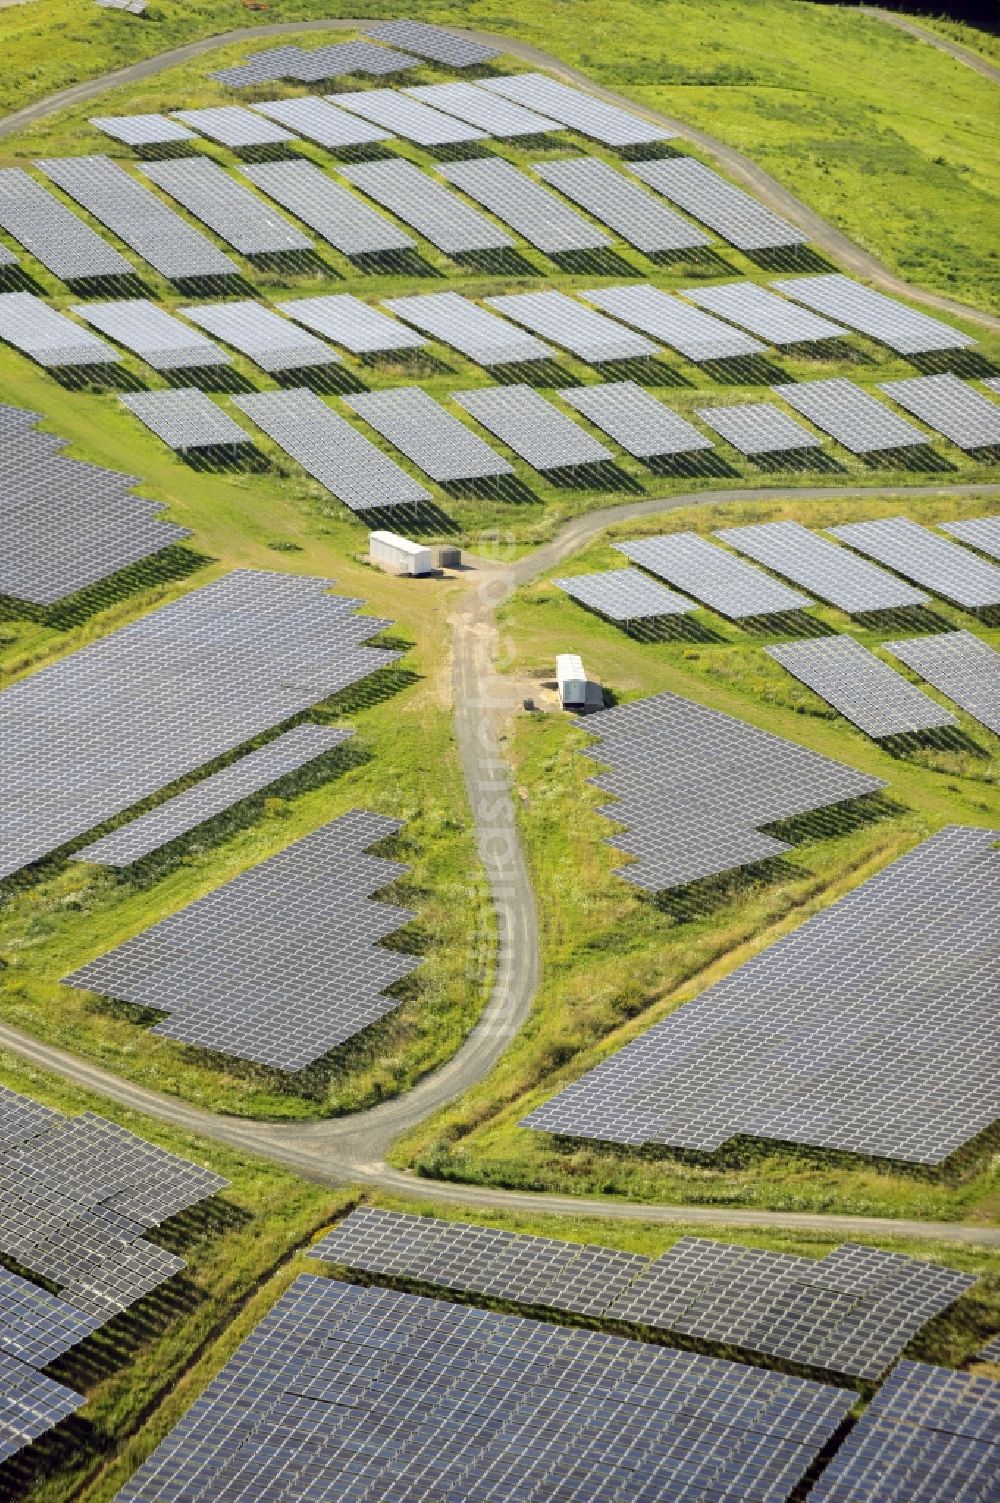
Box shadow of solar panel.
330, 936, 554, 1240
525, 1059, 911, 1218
179, 299, 339, 374
881, 374, 1000, 451
486, 288, 658, 363
716, 521, 928, 612
773, 379, 928, 454
766, 636, 955, 739
340, 159, 513, 253
524, 825, 999, 1163
330, 86, 487, 146
91, 113, 196, 147
634, 157, 807, 249
71, 298, 229, 371
0, 406, 191, 605
119, 387, 252, 451
38, 155, 239, 281
383, 290, 551, 365
277, 293, 424, 353
344, 386, 512, 481
142, 157, 312, 257
113, 1275, 853, 1503
941, 515, 1000, 562
481, 72, 674, 145
74, 725, 352, 866
172, 104, 298, 148
0, 1352, 84, 1465
250, 93, 394, 149
0, 570, 400, 879
536, 155, 710, 252
774, 273, 975, 355
0, 167, 134, 282
0, 291, 119, 367
617, 530, 812, 618
243, 159, 414, 256
886, 631, 1000, 736
362, 19, 501, 66
828, 516, 1000, 608
234, 388, 431, 511
440, 158, 610, 253
454, 382, 612, 469
808, 1361, 999, 1502
406, 81, 561, 136
556, 567, 695, 622
65, 811, 420, 1070
684, 282, 847, 344
562, 381, 713, 457
583, 282, 766, 360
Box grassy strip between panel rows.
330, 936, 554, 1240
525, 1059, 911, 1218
394, 484, 1000, 1224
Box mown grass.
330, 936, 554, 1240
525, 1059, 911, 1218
394, 485, 1000, 1222
0, 1, 996, 310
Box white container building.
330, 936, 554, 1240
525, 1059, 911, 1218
369, 530, 433, 577
556, 653, 603, 710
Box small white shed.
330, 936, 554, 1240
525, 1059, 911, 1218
556, 653, 603, 710
369, 530, 433, 577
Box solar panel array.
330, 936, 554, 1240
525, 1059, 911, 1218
454, 382, 612, 469
71, 297, 229, 370
0, 1353, 83, 1465
440, 156, 611, 254
880, 373, 1000, 451
886, 631, 1000, 736
483, 72, 675, 146
574, 688, 885, 892
142, 156, 312, 256
0, 167, 133, 282
766, 636, 956, 739
808, 1361, 999, 1503
344, 386, 512, 481
179, 298, 339, 373
0, 243, 17, 269
979, 1335, 1000, 1363
617, 530, 812, 618
685, 282, 847, 345
66, 811, 419, 1069
634, 157, 807, 250
696, 402, 821, 456
941, 514, 1000, 560
250, 93, 394, 149
0, 1266, 103, 1367
278, 292, 425, 353
362, 18, 501, 66
114, 1274, 853, 1503
172, 103, 298, 149
405, 80, 562, 137
120, 386, 253, 451
828, 516, 1000, 608
331, 86, 487, 146
535, 155, 710, 253
0, 406, 190, 605
382, 290, 550, 365
525, 824, 999, 1164
211, 40, 420, 87
773, 379, 928, 454
485, 288, 659, 362
715, 520, 929, 613
39, 155, 239, 281
584, 282, 766, 360
234, 388, 431, 512
243, 159, 414, 256
0, 1085, 227, 1320
561, 380, 714, 458
340, 158, 513, 253
0, 290, 119, 367
0, 570, 401, 879
312, 1211, 975, 1383
773, 273, 975, 355
74, 724, 352, 866
91, 112, 196, 147
556, 566, 695, 622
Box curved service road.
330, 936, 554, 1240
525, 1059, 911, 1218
861, 8, 1000, 87
2, 481, 1000, 1246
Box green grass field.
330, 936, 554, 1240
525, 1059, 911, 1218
394, 483, 1000, 1223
